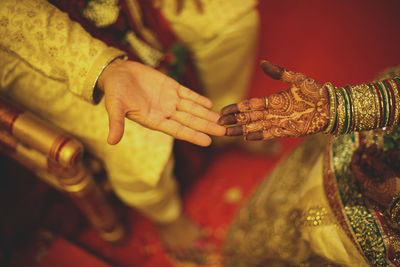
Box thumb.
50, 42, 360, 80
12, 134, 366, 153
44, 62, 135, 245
106, 101, 125, 145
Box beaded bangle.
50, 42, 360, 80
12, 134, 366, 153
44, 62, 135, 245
322, 83, 338, 134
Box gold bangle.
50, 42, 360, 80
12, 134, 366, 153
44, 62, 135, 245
351, 84, 377, 131
389, 79, 400, 127
322, 83, 337, 134
335, 88, 346, 135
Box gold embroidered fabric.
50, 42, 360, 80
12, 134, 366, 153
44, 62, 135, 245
0, 0, 177, 223
0, 0, 126, 104
0, 0, 260, 223
82, 0, 120, 28
223, 135, 369, 266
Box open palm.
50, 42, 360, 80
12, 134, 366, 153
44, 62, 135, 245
98, 59, 225, 146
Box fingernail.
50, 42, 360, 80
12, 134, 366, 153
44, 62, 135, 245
261, 61, 283, 80
246, 131, 264, 141
221, 104, 239, 115
226, 126, 243, 136
218, 114, 237, 125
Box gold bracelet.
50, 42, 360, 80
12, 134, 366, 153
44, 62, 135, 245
335, 88, 346, 135
389, 79, 400, 127
370, 83, 381, 130
377, 81, 391, 127
351, 83, 377, 131
322, 83, 337, 134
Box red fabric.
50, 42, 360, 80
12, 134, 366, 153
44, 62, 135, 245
40, 238, 112, 267
137, 0, 177, 48
49, 0, 137, 60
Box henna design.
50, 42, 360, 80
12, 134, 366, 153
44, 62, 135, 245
237, 97, 267, 112
219, 61, 329, 140
235, 110, 265, 124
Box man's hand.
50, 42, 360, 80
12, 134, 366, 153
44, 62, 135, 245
97, 59, 225, 146
218, 60, 329, 140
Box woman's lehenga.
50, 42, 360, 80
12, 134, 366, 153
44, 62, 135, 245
224, 67, 400, 267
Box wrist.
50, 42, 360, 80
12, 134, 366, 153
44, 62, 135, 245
97, 58, 126, 92
323, 78, 400, 135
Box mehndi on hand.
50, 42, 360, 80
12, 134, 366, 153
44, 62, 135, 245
218, 60, 330, 141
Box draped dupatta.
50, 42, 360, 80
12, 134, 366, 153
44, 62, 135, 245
324, 131, 400, 266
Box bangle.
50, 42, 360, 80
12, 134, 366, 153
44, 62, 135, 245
323, 77, 400, 134
351, 83, 378, 131
322, 83, 337, 134
389, 79, 400, 127
335, 88, 346, 135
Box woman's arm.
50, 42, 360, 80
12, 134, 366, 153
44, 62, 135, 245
219, 60, 400, 140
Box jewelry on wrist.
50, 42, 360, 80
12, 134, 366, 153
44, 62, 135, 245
323, 77, 400, 134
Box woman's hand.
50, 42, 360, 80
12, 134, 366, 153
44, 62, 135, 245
351, 144, 400, 207
218, 60, 330, 140
97, 59, 225, 146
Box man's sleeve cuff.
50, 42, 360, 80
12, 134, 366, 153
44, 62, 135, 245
81, 47, 127, 104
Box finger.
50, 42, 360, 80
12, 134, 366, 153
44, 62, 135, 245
219, 110, 267, 125
178, 85, 213, 109
226, 120, 272, 136
246, 131, 264, 140
260, 60, 285, 80
171, 111, 226, 136
106, 102, 126, 145
177, 99, 220, 123
220, 97, 267, 115
245, 127, 285, 141
261, 60, 310, 86
218, 114, 237, 125
226, 126, 244, 136
158, 119, 212, 147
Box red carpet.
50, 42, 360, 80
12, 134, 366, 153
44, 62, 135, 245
38, 1, 400, 266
